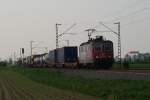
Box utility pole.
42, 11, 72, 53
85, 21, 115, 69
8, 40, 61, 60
56, 23, 61, 49
22, 48, 25, 64
14, 52, 16, 65
30, 41, 34, 64
20, 48, 22, 62
100, 22, 122, 68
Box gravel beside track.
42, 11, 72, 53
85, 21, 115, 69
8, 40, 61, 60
0, 70, 100, 100
50, 68, 150, 80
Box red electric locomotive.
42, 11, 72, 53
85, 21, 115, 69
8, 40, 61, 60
79, 36, 114, 69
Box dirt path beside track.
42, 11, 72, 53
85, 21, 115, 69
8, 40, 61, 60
0, 70, 99, 100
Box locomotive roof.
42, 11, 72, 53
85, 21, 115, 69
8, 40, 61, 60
80, 36, 112, 46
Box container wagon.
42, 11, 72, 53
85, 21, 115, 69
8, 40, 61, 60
33, 53, 47, 67
45, 50, 56, 67
56, 46, 78, 68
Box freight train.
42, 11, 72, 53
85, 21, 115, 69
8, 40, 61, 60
23, 36, 114, 69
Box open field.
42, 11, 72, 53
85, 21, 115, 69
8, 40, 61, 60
113, 63, 150, 70
129, 63, 150, 69
0, 69, 99, 100
7, 67, 150, 100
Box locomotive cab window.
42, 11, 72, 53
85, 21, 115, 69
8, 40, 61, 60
94, 46, 102, 51
104, 43, 112, 51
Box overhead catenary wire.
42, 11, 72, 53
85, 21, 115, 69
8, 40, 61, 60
100, 0, 145, 23
110, 5, 150, 23
58, 23, 76, 37
121, 15, 150, 28
101, 5, 150, 30
118, 0, 149, 14
102, 0, 150, 24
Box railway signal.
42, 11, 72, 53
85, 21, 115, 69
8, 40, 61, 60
22, 48, 24, 54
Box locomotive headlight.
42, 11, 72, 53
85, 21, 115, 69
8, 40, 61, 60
96, 56, 99, 59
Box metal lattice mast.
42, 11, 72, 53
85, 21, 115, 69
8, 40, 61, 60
115, 22, 121, 67
100, 22, 122, 68
56, 23, 76, 49
56, 23, 61, 49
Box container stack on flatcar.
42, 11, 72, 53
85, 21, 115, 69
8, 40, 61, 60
44, 47, 78, 68
56, 47, 78, 68
45, 50, 56, 67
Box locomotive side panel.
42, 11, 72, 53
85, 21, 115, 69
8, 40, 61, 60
79, 43, 94, 66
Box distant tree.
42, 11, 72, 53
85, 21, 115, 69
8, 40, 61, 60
0, 60, 7, 67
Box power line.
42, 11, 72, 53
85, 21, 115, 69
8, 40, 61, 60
99, 22, 122, 68
122, 16, 150, 28
101, 0, 147, 22
56, 23, 76, 49
112, 5, 150, 22
119, 0, 149, 13
58, 23, 76, 37
102, 1, 150, 23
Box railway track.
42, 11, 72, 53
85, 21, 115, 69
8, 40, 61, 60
47, 68, 150, 80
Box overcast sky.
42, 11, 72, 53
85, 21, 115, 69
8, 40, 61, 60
0, 0, 150, 60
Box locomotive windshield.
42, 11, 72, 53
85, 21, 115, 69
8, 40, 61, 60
93, 42, 113, 52
104, 42, 113, 51
94, 46, 102, 51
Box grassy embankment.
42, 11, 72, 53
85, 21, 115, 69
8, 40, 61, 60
129, 63, 150, 69
113, 63, 150, 70
6, 67, 150, 100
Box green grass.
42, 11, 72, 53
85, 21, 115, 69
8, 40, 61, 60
0, 69, 98, 100
129, 63, 150, 69
4, 67, 150, 100
113, 63, 150, 70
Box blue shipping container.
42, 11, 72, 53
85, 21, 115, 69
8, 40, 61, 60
56, 47, 78, 64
